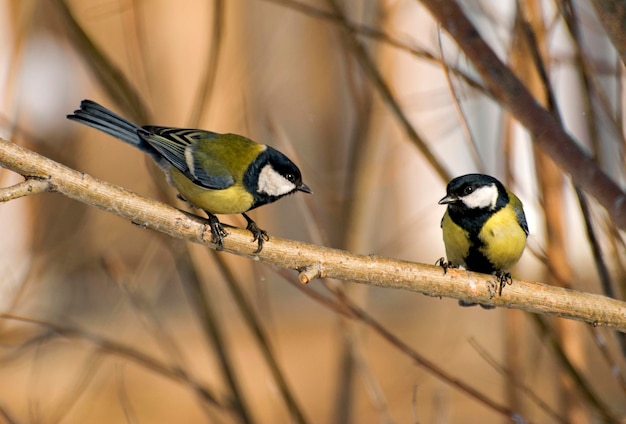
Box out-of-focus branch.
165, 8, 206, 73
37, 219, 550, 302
0, 313, 227, 410
0, 137, 625, 330
54, 0, 149, 122
326, 0, 450, 182
588, 0, 626, 66
419, 0, 626, 230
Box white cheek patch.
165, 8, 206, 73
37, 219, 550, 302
258, 164, 296, 197
462, 184, 498, 209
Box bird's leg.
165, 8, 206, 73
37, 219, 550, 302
495, 270, 513, 297
436, 257, 452, 274
242, 213, 269, 254
207, 213, 228, 251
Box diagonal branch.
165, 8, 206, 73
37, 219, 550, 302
588, 0, 626, 67
0, 136, 625, 331
419, 0, 626, 230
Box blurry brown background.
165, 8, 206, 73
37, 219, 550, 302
0, 0, 624, 423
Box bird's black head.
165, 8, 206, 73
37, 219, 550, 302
439, 173, 508, 214
244, 146, 311, 209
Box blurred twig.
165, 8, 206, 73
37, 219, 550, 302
326, 283, 517, 420
0, 313, 229, 410
586, 326, 626, 396
188, 0, 224, 127
211, 253, 309, 424
115, 364, 139, 424
576, 187, 626, 357
513, 7, 619, 419
47, 351, 105, 424
326, 0, 450, 182
263, 0, 487, 95
557, 0, 625, 327
468, 338, 567, 424
276, 269, 515, 420
53, 0, 149, 122
543, 1, 616, 140
419, 0, 626, 230
588, 0, 626, 66
435, 26, 485, 173
0, 401, 17, 424
503, 7, 535, 414
0, 137, 625, 330
532, 315, 621, 423
326, 2, 386, 422
175, 248, 255, 424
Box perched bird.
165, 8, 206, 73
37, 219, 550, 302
439, 174, 528, 308
67, 99, 311, 253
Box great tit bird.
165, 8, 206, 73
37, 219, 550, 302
439, 174, 528, 309
67, 99, 311, 253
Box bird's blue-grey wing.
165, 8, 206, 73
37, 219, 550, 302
509, 193, 529, 236
140, 127, 235, 190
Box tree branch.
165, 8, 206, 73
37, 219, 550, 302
1, 137, 625, 331
419, 0, 626, 230
588, 0, 626, 66
0, 179, 50, 201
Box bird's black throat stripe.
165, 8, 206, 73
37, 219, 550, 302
465, 241, 496, 274
243, 148, 273, 210
447, 189, 510, 274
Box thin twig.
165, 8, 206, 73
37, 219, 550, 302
532, 315, 621, 423
468, 338, 567, 424
278, 269, 513, 420
435, 25, 485, 173
586, 326, 626, 396
54, 0, 149, 122
419, 0, 626, 230
189, 0, 225, 127
588, 0, 626, 66
0, 178, 49, 202
576, 187, 626, 357
0, 400, 18, 424
175, 247, 255, 424
327, 284, 517, 420
48, 352, 105, 424
263, 0, 488, 95
0, 313, 228, 410
212, 253, 309, 424
326, 0, 450, 182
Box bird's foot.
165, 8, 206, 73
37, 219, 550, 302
476, 271, 511, 309
207, 214, 228, 251
247, 221, 269, 254
436, 257, 453, 274
243, 213, 269, 254
495, 270, 513, 296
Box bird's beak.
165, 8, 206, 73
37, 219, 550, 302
297, 183, 312, 194
438, 194, 457, 205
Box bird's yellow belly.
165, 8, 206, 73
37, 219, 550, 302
169, 168, 254, 215
441, 213, 472, 267
478, 208, 527, 271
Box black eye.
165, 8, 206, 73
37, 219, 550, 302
286, 173, 296, 183
463, 186, 474, 196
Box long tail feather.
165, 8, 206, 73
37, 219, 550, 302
67, 100, 153, 153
